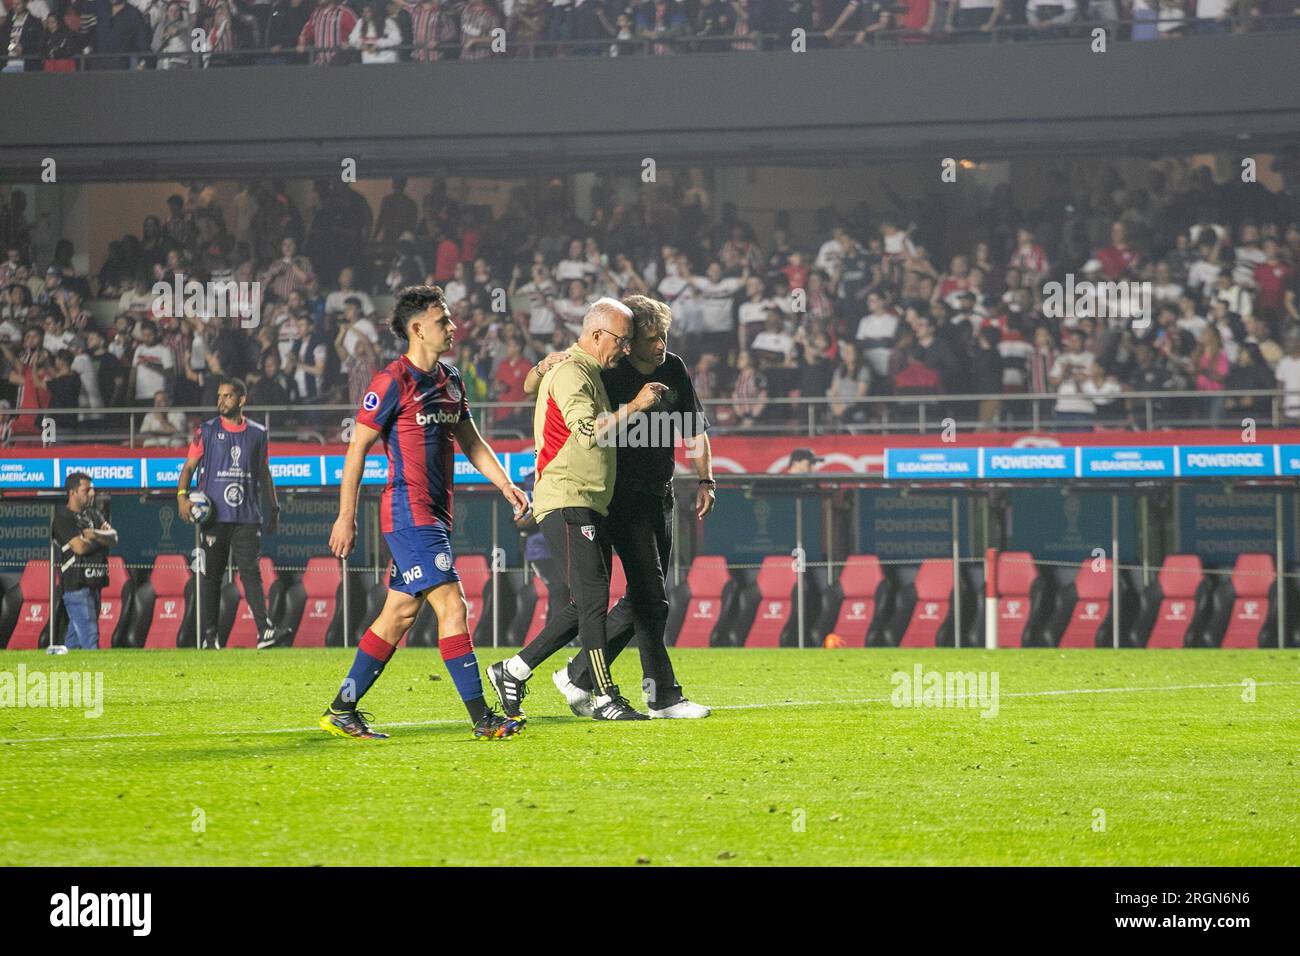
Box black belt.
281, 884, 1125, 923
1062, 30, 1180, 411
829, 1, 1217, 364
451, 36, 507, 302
618, 475, 673, 499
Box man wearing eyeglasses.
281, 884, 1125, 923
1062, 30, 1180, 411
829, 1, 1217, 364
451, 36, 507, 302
487, 298, 668, 721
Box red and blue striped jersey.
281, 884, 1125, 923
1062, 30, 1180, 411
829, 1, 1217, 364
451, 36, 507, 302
356, 355, 472, 533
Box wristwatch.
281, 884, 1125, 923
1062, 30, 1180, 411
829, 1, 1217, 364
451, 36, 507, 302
699, 478, 716, 486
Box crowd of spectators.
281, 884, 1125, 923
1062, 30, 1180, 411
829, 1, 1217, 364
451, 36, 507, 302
1, 159, 1299, 448
0, 0, 1294, 72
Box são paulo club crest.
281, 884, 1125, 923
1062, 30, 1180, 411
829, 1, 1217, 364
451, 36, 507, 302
581, 525, 595, 541
362, 391, 380, 412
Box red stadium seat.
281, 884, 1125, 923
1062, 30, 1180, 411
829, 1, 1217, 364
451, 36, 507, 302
518, 574, 550, 647
1042, 558, 1131, 649
1201, 554, 1276, 649
1133, 555, 1211, 648
223, 557, 278, 648
814, 555, 892, 647
139, 555, 194, 649
608, 555, 626, 611
291, 557, 341, 648
992, 552, 1047, 648
4, 560, 54, 650
740, 556, 798, 647
883, 559, 966, 648
669, 556, 735, 648
96, 556, 133, 649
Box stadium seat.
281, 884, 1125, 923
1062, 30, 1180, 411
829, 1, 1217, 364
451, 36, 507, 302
1199, 554, 1276, 649
813, 555, 893, 647
281, 557, 355, 647
882, 559, 971, 648
127, 555, 196, 649
733, 555, 818, 647
666, 556, 736, 648
1131, 555, 1212, 648
973, 552, 1050, 648
608, 555, 626, 612
220, 556, 284, 648
343, 556, 513, 648
514, 573, 550, 647
1040, 558, 1135, 649
2, 559, 55, 650
98, 556, 135, 649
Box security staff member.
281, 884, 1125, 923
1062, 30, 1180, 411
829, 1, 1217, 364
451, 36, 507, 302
177, 378, 282, 649
487, 298, 667, 721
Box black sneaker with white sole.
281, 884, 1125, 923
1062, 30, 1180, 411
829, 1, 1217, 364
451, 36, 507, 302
592, 686, 649, 721
485, 660, 529, 721
257, 627, 278, 649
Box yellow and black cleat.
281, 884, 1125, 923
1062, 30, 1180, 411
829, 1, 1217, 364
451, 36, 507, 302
473, 709, 525, 740
319, 708, 390, 740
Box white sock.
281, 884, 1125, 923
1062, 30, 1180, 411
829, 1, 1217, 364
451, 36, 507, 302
504, 656, 532, 681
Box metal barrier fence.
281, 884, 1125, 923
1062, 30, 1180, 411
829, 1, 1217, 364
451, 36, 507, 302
5, 388, 1294, 447
13, 16, 1298, 73
3, 474, 1296, 651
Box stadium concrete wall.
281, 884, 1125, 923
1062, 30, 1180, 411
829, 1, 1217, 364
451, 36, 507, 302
1, 34, 1298, 181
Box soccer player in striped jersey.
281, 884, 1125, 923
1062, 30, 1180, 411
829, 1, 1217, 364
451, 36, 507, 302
321, 285, 531, 741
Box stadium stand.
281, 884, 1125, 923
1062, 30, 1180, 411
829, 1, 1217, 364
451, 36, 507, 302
4, 3, 1296, 72
2, 150, 1298, 451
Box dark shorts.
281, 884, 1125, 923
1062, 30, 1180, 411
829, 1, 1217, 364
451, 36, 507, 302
384, 524, 460, 595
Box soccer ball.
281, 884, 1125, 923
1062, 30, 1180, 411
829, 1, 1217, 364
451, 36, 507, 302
188, 491, 213, 525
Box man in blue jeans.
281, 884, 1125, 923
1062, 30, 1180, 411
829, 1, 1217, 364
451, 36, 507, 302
52, 472, 118, 650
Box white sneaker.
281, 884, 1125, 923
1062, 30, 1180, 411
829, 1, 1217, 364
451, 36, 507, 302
552, 663, 594, 718
648, 699, 711, 719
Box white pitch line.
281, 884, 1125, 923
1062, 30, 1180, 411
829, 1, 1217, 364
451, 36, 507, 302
1, 680, 1297, 747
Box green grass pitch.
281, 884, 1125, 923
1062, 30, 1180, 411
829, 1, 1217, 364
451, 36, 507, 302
1, 648, 1297, 866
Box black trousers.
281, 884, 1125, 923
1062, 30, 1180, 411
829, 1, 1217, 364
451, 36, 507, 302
518, 507, 617, 695
198, 521, 270, 640
530, 486, 682, 707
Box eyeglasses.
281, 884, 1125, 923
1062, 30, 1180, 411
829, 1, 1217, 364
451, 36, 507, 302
595, 328, 632, 349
